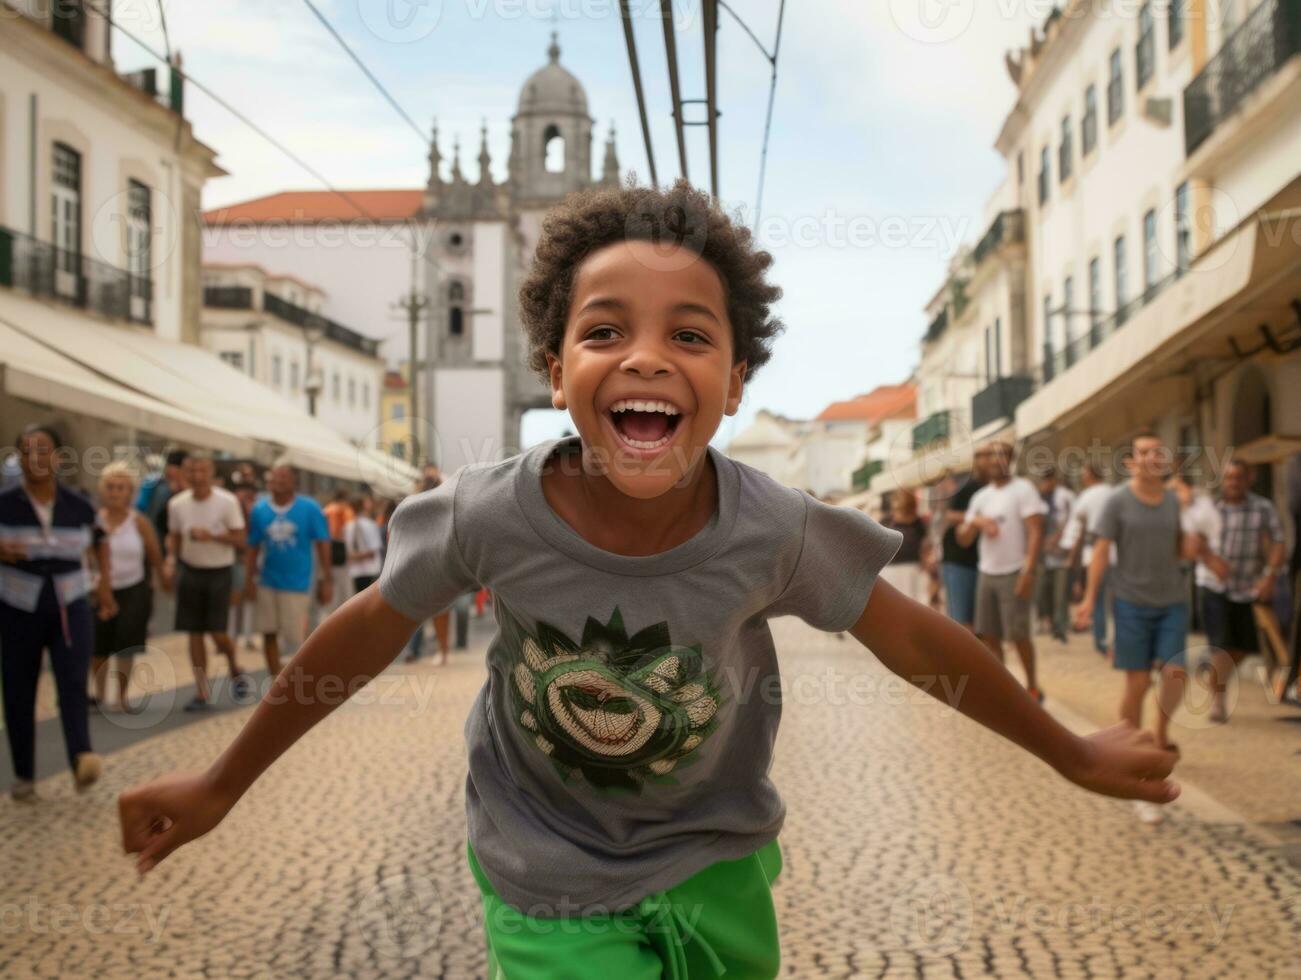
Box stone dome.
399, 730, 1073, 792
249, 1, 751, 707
517, 33, 589, 116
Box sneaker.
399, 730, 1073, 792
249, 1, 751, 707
73, 752, 102, 792
231, 673, 253, 703
1134, 801, 1165, 825
10, 780, 36, 802
183, 697, 212, 712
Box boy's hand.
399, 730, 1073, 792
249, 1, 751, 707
1071, 600, 1093, 632
119, 771, 236, 876
1060, 723, 1180, 804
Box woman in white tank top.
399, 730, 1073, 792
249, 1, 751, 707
93, 463, 163, 712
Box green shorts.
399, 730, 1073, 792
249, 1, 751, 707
467, 840, 783, 980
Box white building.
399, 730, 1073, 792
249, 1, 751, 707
203, 34, 622, 473
200, 264, 385, 447
0, 4, 416, 494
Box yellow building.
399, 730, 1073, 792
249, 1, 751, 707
379, 366, 415, 462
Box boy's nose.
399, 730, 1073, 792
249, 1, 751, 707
620, 344, 673, 377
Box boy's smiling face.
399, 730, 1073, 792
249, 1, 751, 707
547, 239, 747, 499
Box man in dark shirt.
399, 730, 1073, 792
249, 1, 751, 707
940, 463, 985, 630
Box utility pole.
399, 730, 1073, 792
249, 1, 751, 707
394, 248, 430, 465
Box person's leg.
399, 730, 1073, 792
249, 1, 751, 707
433, 610, 451, 665
1112, 599, 1152, 727
1051, 567, 1070, 641
188, 633, 210, 702
1120, 670, 1151, 728
1034, 568, 1053, 633
280, 590, 310, 661
254, 583, 281, 678
1002, 573, 1039, 695
973, 573, 1003, 661
262, 633, 282, 679
0, 607, 45, 784
406, 621, 424, 661
91, 654, 110, 705
49, 598, 95, 770
1152, 603, 1189, 750
1284, 572, 1301, 700
1092, 567, 1110, 655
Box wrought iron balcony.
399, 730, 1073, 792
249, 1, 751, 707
0, 225, 152, 325
912, 410, 951, 451
971, 376, 1034, 430
203, 285, 253, 309
851, 458, 884, 491
262, 291, 379, 357
972, 210, 1025, 269
1184, 0, 1300, 155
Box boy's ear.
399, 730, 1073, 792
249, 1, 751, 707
546, 352, 566, 411
724, 360, 747, 416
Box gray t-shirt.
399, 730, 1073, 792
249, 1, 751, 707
379, 436, 901, 912
1095, 485, 1186, 608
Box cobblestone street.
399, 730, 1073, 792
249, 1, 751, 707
1, 617, 1298, 978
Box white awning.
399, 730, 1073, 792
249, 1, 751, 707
0, 315, 255, 456
0, 292, 418, 491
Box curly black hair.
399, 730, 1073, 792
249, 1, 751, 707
518, 179, 784, 381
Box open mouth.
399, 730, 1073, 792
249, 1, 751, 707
604, 398, 684, 452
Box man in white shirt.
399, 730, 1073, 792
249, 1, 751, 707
956, 441, 1048, 701
165, 454, 248, 710
1065, 462, 1116, 656
1036, 467, 1077, 643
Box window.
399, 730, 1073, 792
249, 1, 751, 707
993, 318, 1002, 380
984, 327, 992, 384
51, 143, 81, 301
332, 371, 341, 403
543, 124, 565, 173
448, 280, 465, 301
1169, 0, 1185, 48
219, 351, 244, 370
1136, 3, 1155, 88
1063, 276, 1075, 364
362, 382, 370, 409
125, 180, 152, 321
1082, 85, 1098, 155
1089, 256, 1103, 343
391, 442, 406, 460
272, 353, 283, 387
1143, 208, 1159, 297
1043, 293, 1055, 378
449, 306, 464, 336
391, 403, 406, 421
1038, 146, 1050, 205
1017, 151, 1025, 186
1175, 182, 1191, 273
1108, 49, 1124, 125
984, 318, 1003, 382
348, 377, 356, 407
51, 0, 87, 49
1114, 236, 1129, 324
289, 360, 300, 391
1059, 115, 1073, 182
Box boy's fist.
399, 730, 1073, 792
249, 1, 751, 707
118, 771, 235, 876
1061, 723, 1180, 805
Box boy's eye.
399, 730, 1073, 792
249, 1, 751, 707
675, 330, 708, 345
583, 325, 619, 341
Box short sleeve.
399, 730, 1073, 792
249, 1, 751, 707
1095, 490, 1122, 542
1019, 481, 1048, 519
378, 472, 478, 621
767, 493, 903, 633
311, 502, 330, 541
226, 495, 246, 531
246, 507, 265, 547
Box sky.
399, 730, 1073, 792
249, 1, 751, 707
109, 0, 1043, 448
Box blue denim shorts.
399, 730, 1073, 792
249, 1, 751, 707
1112, 598, 1188, 671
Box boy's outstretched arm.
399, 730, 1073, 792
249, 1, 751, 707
851, 579, 1180, 804
118, 584, 419, 875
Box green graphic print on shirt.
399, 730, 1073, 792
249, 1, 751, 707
500, 604, 722, 794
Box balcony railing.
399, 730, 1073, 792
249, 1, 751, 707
851, 458, 884, 491
203, 285, 254, 309
923, 308, 948, 344
972, 210, 1025, 269
1184, 0, 1300, 155
262, 292, 379, 357
0, 225, 152, 325
912, 410, 952, 451
971, 376, 1035, 430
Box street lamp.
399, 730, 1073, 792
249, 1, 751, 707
303, 316, 326, 417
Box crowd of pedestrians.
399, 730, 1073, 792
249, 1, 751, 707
880, 429, 1301, 824
0, 425, 483, 801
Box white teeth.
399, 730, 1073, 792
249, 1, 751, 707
609, 399, 680, 416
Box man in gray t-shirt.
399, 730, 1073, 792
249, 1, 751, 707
1076, 432, 1208, 815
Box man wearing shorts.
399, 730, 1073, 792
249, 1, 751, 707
244, 464, 332, 679
166, 454, 248, 711
1075, 431, 1214, 820
956, 441, 1047, 700
1198, 459, 1285, 724
939, 461, 984, 630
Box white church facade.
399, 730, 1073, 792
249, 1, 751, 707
203, 35, 620, 471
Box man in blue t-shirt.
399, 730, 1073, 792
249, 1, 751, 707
244, 464, 332, 676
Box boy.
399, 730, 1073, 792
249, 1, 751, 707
121, 182, 1179, 978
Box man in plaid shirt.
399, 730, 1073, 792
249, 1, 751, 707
1199, 459, 1287, 724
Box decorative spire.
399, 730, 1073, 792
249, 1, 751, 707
451, 134, 463, 182
478, 119, 492, 187
547, 29, 560, 64
426, 117, 443, 188
602, 121, 619, 185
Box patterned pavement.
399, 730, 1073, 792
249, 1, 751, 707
0, 617, 1298, 978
